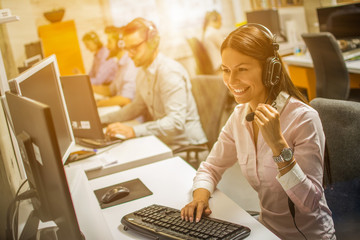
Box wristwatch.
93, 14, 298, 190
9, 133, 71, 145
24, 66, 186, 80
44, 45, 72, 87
273, 148, 293, 163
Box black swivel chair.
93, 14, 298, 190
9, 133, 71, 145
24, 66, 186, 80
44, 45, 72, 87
310, 97, 360, 240
301, 32, 351, 100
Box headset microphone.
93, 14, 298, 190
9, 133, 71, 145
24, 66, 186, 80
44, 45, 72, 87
246, 112, 256, 122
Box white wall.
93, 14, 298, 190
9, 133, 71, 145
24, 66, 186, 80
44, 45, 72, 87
1, 0, 243, 76
1, 0, 110, 75
278, 6, 308, 44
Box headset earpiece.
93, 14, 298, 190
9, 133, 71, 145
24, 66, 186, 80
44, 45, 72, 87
263, 56, 282, 87
147, 25, 158, 41
135, 18, 159, 48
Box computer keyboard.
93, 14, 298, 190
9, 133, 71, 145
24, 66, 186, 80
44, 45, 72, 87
121, 204, 251, 240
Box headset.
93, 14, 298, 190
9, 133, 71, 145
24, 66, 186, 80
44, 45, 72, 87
241, 23, 283, 121
134, 18, 159, 43
243, 23, 282, 87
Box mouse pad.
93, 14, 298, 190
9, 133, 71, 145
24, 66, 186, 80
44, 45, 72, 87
94, 178, 152, 209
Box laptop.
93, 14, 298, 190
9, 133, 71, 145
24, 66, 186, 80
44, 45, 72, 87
60, 74, 123, 148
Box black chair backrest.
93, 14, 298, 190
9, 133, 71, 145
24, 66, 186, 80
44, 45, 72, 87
190, 75, 228, 150
302, 32, 350, 100
310, 97, 360, 183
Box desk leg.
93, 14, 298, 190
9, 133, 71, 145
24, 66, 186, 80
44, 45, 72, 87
288, 65, 317, 101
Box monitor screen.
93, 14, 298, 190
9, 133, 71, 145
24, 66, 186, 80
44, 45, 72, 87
5, 91, 83, 239
317, 3, 360, 39
9, 55, 74, 164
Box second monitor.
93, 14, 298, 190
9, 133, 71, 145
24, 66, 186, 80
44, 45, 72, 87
246, 9, 286, 42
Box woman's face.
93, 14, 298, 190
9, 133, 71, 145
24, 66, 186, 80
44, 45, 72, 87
221, 47, 267, 109
124, 30, 154, 68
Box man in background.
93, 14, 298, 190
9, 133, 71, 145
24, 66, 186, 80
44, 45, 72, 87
102, 17, 207, 149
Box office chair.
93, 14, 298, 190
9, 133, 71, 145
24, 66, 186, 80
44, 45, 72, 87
301, 32, 350, 100
310, 97, 360, 240
173, 75, 229, 167
186, 37, 215, 75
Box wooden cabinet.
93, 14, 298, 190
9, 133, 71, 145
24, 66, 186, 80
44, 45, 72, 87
38, 20, 84, 76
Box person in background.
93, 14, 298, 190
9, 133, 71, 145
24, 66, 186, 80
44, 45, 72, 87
87, 27, 120, 86
82, 31, 109, 77
94, 26, 139, 107
181, 24, 336, 239
202, 10, 226, 73
103, 17, 207, 149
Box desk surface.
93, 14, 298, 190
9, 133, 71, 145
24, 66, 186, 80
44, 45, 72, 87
283, 54, 360, 74
82, 157, 279, 240
68, 135, 173, 179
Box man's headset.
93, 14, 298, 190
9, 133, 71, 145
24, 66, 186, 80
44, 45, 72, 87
133, 18, 159, 43
242, 23, 282, 122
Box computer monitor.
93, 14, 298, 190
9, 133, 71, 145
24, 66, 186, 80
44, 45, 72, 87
317, 3, 360, 39
5, 91, 83, 239
246, 9, 285, 41
9, 55, 74, 164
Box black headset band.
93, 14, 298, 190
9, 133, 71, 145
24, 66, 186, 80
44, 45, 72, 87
241, 23, 279, 57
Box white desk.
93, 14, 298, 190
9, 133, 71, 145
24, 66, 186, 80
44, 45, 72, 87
283, 54, 360, 74
68, 135, 173, 179
77, 157, 279, 240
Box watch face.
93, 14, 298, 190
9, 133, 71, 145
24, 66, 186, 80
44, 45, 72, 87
282, 148, 293, 161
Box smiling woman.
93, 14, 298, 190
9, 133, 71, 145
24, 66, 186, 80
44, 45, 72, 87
181, 23, 336, 240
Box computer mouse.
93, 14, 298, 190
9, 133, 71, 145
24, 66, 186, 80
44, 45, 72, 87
101, 186, 130, 204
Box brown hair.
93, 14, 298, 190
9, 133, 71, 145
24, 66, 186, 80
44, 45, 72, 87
82, 31, 103, 49
123, 18, 158, 42
221, 25, 308, 104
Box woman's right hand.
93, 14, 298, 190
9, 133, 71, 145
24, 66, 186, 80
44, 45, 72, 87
180, 188, 212, 222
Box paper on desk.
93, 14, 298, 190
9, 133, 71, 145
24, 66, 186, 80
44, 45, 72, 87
82, 153, 119, 171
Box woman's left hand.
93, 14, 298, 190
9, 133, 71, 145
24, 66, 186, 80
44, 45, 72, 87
254, 103, 287, 155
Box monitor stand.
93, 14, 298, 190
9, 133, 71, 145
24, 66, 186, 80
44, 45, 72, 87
19, 210, 85, 240
19, 210, 58, 240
